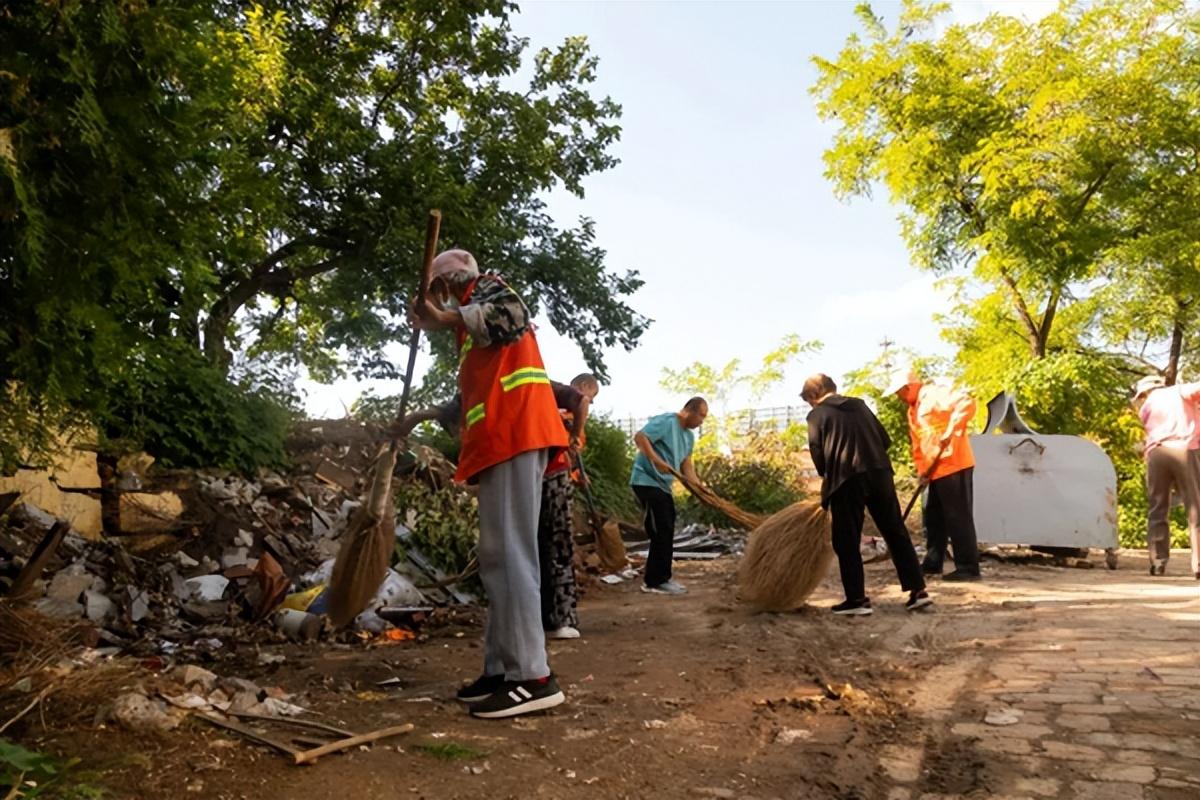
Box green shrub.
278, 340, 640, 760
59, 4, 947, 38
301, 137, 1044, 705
100, 343, 294, 473
576, 415, 639, 520
682, 428, 806, 527
393, 480, 482, 594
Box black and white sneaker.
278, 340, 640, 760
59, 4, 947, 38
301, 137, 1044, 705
905, 590, 933, 612
943, 570, 981, 582
456, 673, 505, 704
1149, 563, 1166, 577
469, 675, 565, 719
832, 598, 873, 616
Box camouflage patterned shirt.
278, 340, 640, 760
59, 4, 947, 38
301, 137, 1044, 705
447, 272, 530, 348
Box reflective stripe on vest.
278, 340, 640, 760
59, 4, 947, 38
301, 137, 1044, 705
465, 402, 486, 428
500, 367, 550, 392
459, 337, 473, 364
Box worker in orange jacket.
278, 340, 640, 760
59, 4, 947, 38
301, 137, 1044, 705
886, 369, 981, 581
413, 249, 569, 719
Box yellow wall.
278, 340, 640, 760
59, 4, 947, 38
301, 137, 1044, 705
0, 445, 103, 538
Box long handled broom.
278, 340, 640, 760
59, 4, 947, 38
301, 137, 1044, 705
572, 452, 631, 573
662, 463, 831, 612
737, 441, 952, 612
327, 210, 442, 628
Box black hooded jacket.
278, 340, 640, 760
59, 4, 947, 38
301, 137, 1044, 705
806, 395, 894, 507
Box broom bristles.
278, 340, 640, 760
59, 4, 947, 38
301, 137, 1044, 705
327, 445, 399, 628
737, 502, 833, 612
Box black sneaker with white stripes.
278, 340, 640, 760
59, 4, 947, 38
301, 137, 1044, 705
831, 598, 873, 616
469, 675, 565, 719
456, 673, 505, 704
905, 590, 933, 612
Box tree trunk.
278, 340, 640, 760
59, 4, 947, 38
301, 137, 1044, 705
97, 453, 121, 536
1165, 314, 1185, 386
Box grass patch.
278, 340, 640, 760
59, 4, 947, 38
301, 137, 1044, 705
0, 738, 107, 798
413, 741, 486, 761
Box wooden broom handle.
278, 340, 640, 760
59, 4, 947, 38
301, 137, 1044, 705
901, 438, 951, 522
396, 210, 442, 425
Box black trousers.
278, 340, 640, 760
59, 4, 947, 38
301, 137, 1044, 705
828, 469, 926, 601
923, 468, 980, 574
633, 485, 675, 587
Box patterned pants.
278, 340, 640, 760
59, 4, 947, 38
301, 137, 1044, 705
538, 470, 579, 630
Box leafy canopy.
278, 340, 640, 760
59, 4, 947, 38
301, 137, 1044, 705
1, 1, 642, 469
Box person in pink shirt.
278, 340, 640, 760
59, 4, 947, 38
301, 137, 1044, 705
1132, 375, 1200, 579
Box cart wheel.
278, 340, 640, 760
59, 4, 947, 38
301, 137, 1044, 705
1104, 548, 1119, 570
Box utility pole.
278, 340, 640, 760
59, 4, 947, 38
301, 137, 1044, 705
879, 336, 895, 370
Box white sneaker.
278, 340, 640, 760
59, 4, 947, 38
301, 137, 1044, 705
641, 580, 687, 596
546, 626, 581, 640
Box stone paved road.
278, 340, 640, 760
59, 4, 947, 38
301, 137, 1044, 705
883, 562, 1200, 800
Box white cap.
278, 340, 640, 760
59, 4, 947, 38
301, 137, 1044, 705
430, 249, 479, 281
884, 366, 919, 397
1132, 375, 1165, 399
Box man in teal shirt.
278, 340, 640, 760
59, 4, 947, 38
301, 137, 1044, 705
630, 397, 708, 594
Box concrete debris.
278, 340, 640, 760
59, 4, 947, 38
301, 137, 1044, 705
182, 665, 218, 691
47, 571, 94, 603
775, 728, 813, 744
184, 575, 229, 602
84, 589, 115, 622
113, 692, 184, 733
221, 547, 250, 570
0, 419, 480, 654
985, 708, 1023, 726
35, 596, 85, 619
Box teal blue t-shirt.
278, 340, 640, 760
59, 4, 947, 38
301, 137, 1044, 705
630, 412, 695, 492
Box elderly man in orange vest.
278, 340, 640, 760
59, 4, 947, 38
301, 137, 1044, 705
886, 368, 981, 582
413, 249, 569, 719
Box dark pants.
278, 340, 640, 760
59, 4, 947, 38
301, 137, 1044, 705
923, 468, 980, 574
828, 469, 926, 602
537, 471, 578, 630
633, 485, 675, 587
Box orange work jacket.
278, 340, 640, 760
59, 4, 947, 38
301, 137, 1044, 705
907, 382, 977, 481
454, 279, 568, 482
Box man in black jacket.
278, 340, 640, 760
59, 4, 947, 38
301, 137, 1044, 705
802, 374, 931, 616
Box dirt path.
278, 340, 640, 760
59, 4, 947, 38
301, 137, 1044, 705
43, 551, 1200, 800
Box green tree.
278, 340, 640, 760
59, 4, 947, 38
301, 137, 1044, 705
659, 334, 821, 452
813, 0, 1199, 369
816, 0, 1200, 546
1, 1, 642, 470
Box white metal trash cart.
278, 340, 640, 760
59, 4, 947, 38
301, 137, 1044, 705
970, 393, 1120, 569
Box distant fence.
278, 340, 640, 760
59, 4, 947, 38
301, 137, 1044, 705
613, 404, 811, 438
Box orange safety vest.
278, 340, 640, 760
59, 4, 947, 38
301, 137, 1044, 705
454, 278, 568, 482
907, 382, 977, 481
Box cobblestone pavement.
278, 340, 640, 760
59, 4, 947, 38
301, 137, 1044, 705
882, 562, 1200, 800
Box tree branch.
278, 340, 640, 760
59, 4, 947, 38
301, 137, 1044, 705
1070, 163, 1115, 223
203, 239, 353, 368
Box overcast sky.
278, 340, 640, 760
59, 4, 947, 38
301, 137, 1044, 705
299, 0, 1058, 423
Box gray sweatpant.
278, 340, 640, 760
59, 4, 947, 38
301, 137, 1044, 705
477, 448, 551, 681
1145, 446, 1200, 574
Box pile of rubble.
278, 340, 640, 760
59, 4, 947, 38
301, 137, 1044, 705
0, 421, 479, 655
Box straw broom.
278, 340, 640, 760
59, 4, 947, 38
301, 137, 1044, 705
737, 502, 833, 612
327, 211, 442, 628
667, 466, 833, 612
